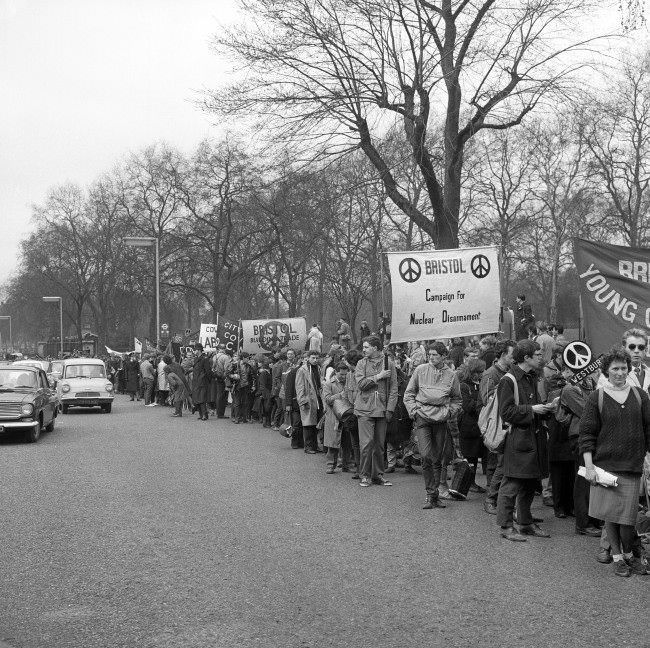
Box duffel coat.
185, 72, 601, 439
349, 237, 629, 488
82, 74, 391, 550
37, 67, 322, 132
124, 359, 140, 393
295, 363, 321, 426
192, 354, 212, 404
459, 379, 485, 458
322, 376, 346, 448
497, 365, 549, 480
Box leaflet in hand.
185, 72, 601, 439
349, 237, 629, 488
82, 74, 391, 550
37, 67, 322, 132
578, 465, 618, 488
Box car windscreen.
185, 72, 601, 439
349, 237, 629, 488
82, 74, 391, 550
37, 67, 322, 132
0, 369, 38, 389
64, 364, 106, 379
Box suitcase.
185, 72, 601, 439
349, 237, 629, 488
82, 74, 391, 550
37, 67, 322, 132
448, 460, 473, 500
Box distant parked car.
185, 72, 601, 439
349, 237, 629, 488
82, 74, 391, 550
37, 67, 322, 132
58, 358, 114, 413
0, 365, 58, 443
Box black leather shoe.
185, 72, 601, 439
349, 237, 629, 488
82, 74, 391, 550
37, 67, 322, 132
596, 548, 612, 564
554, 511, 567, 519
501, 527, 527, 542
404, 465, 418, 474
575, 526, 601, 537
514, 513, 544, 524
483, 500, 497, 515
423, 495, 435, 509
305, 449, 316, 455
385, 466, 395, 473
519, 524, 551, 538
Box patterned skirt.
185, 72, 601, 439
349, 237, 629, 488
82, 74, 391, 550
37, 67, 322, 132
589, 472, 641, 526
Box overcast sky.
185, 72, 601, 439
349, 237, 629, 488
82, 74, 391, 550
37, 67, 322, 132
0, 0, 238, 286
0, 0, 638, 292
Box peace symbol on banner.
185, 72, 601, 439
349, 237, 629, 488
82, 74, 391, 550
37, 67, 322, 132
470, 254, 491, 279
563, 341, 593, 371
399, 258, 421, 283
259, 320, 291, 351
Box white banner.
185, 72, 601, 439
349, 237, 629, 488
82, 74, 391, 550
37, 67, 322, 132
387, 246, 501, 343
134, 337, 142, 354
199, 321, 220, 353
241, 318, 307, 354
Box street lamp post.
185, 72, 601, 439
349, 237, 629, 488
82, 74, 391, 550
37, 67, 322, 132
42, 297, 63, 357
0, 316, 12, 351
123, 236, 160, 347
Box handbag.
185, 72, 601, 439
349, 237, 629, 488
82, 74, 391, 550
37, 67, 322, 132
278, 411, 292, 438
332, 396, 353, 421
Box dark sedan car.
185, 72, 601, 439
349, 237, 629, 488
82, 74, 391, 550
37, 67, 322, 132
0, 366, 58, 443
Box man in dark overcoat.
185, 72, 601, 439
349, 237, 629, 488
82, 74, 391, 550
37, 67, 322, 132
192, 343, 212, 421
496, 339, 554, 541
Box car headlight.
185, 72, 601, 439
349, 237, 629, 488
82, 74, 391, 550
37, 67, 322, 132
61, 383, 70, 393
105, 383, 114, 392
21, 404, 34, 416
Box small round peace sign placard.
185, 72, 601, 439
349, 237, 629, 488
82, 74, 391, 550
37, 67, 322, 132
563, 341, 592, 371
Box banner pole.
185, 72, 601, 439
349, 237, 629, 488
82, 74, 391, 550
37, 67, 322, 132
578, 295, 584, 341
379, 249, 387, 338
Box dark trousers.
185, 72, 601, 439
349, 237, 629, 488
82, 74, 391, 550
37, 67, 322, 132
233, 387, 251, 422
574, 454, 600, 530
143, 378, 155, 405
196, 402, 207, 419
341, 415, 360, 471
303, 425, 318, 452
497, 476, 537, 528
215, 379, 227, 417
414, 416, 448, 496
288, 410, 304, 448
486, 452, 504, 504
549, 460, 575, 516
271, 396, 284, 427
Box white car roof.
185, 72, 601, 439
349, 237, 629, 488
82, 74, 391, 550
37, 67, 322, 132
62, 358, 105, 366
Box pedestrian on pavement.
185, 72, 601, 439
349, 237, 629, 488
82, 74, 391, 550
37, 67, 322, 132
354, 335, 397, 487
164, 355, 191, 417
579, 346, 650, 577
336, 318, 352, 350
556, 368, 601, 537
157, 355, 169, 405
140, 354, 156, 406
479, 340, 516, 515
343, 349, 363, 478
323, 362, 351, 474
458, 357, 487, 494
124, 354, 141, 401
256, 357, 273, 428
213, 345, 230, 418
515, 295, 535, 341
403, 341, 462, 508
359, 320, 371, 341
283, 353, 304, 450
496, 340, 554, 542
192, 343, 212, 421
295, 350, 324, 453
307, 324, 323, 353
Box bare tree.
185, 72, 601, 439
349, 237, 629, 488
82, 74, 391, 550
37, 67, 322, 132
584, 50, 650, 247
207, 0, 607, 249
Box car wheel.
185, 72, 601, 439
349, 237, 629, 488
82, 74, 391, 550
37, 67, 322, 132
25, 418, 42, 443
102, 404, 112, 414
62, 405, 69, 414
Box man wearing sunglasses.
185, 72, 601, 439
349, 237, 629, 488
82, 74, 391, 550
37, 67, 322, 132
623, 328, 649, 395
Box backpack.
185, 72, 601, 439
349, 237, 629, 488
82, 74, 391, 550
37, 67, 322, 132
478, 373, 518, 452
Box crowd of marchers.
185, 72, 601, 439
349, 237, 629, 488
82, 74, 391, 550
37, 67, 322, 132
104, 304, 650, 579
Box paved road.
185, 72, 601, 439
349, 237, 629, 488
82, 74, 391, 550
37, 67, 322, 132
0, 397, 646, 648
